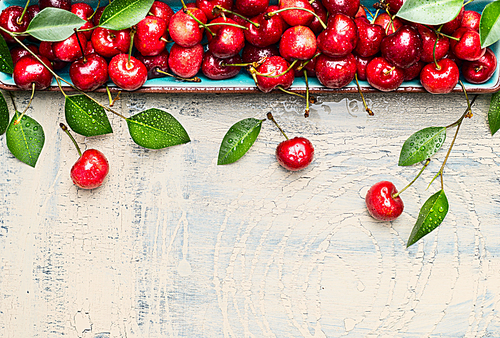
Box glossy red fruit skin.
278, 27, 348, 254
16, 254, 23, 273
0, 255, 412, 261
315, 53, 357, 88
450, 27, 486, 62
420, 58, 459, 94
10, 45, 39, 65
276, 137, 314, 171
134, 16, 168, 57
168, 43, 204, 78
207, 17, 246, 58
53, 32, 87, 63
309, 0, 328, 35
71, 3, 94, 40
279, 25, 317, 62
241, 44, 280, 64
381, 25, 422, 69
149, 1, 175, 26
366, 56, 404, 92
373, 13, 403, 35
71, 149, 109, 190
135, 50, 170, 79
403, 60, 424, 81
440, 6, 464, 35
462, 48, 497, 84
234, 0, 269, 18
39, 41, 58, 61
354, 54, 373, 81
322, 0, 360, 17
386, 0, 405, 15
279, 0, 315, 27
0, 6, 30, 43
244, 6, 285, 48
13, 55, 54, 90
39, 0, 71, 11
418, 24, 449, 64
365, 181, 404, 221
93, 6, 106, 26
196, 0, 232, 21
254, 56, 294, 93
354, 17, 385, 58
91, 28, 131, 59
317, 14, 358, 58
201, 51, 242, 80
69, 53, 109, 91
169, 8, 207, 48
108, 54, 148, 91
461, 10, 481, 32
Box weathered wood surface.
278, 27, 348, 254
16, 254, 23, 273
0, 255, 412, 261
0, 91, 499, 337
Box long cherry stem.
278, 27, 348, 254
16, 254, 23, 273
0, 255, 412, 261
265, 8, 326, 29
60, 123, 82, 157
304, 70, 310, 118
17, 0, 30, 25
355, 73, 374, 116
267, 112, 289, 140
156, 69, 201, 82
393, 158, 431, 198
213, 5, 260, 28
203, 22, 248, 30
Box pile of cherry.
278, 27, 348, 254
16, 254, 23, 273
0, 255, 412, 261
0, 0, 497, 95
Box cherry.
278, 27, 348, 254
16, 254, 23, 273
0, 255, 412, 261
244, 5, 285, 48
149, 1, 175, 26
69, 53, 109, 92
315, 53, 357, 89
201, 51, 242, 80
354, 16, 386, 58
207, 17, 245, 59
252, 56, 294, 93
168, 43, 204, 79
309, 0, 328, 35
317, 14, 358, 58
60, 123, 109, 190
135, 50, 170, 79
322, 0, 360, 17
13, 54, 54, 91
403, 60, 424, 81
279, 0, 315, 27
366, 56, 404, 92
169, 7, 207, 48
196, 0, 232, 20
462, 48, 497, 84
70, 3, 94, 40
241, 44, 280, 64
279, 25, 317, 62
0, 6, 30, 43
417, 24, 449, 64
450, 27, 486, 62
419, 58, 459, 94
373, 13, 403, 35
385, 0, 405, 15
39, 0, 71, 11
234, 0, 269, 18
91, 28, 131, 59
93, 6, 106, 26
53, 32, 87, 63
381, 25, 422, 69
354, 54, 373, 81
108, 54, 148, 91
10, 45, 39, 65
461, 10, 481, 32
276, 137, 314, 171
365, 181, 404, 221
134, 16, 168, 57
440, 6, 464, 35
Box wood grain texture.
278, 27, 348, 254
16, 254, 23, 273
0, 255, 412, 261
0, 91, 499, 337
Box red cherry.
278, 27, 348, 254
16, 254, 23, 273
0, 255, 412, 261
354, 54, 373, 81
135, 50, 170, 79
234, 0, 269, 18
418, 24, 449, 64
365, 181, 404, 221
419, 58, 459, 94
207, 17, 245, 59
241, 44, 280, 64
279, 0, 315, 27
13, 54, 54, 90
39, 0, 71, 11
462, 48, 497, 84
276, 137, 314, 171
254, 56, 295, 93
450, 27, 486, 62
169, 8, 207, 48
354, 16, 386, 58
440, 6, 464, 35
279, 25, 317, 62
168, 43, 204, 79
321, 0, 360, 17
71, 149, 109, 189
461, 10, 481, 32
385, 0, 405, 15
71, 3, 94, 40
196, 0, 232, 20
53, 32, 87, 63
69, 53, 109, 91
10, 45, 39, 65
244, 6, 285, 48
317, 14, 358, 58
380, 25, 422, 69
91, 27, 131, 59
366, 56, 404, 92
134, 16, 168, 57
315, 53, 357, 89
108, 54, 148, 91
149, 1, 175, 26
0, 6, 30, 43
373, 13, 402, 35
201, 51, 242, 80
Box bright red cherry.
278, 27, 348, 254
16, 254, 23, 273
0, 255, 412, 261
149, 1, 175, 26
53, 32, 87, 63
279, 0, 315, 27
440, 6, 464, 35
417, 24, 449, 64
69, 53, 109, 91
244, 5, 285, 48
322, 0, 360, 17
13, 54, 54, 90
381, 25, 422, 69
207, 17, 245, 59
10, 45, 39, 65
461, 10, 481, 32
39, 0, 71, 11
276, 137, 314, 171
168, 43, 204, 78
419, 58, 459, 94
169, 8, 207, 48
354, 16, 386, 58
108, 54, 148, 91
201, 51, 242, 80
315, 53, 357, 89
373, 12, 403, 35
196, 0, 232, 20
317, 14, 358, 58
91, 27, 131, 59
253, 56, 294, 93
234, 0, 269, 17
450, 27, 486, 61
134, 16, 168, 57
366, 56, 404, 92
279, 25, 317, 62
71, 149, 109, 189
0, 6, 30, 43
462, 48, 497, 84
365, 181, 404, 221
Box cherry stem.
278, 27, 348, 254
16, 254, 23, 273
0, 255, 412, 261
371, 8, 380, 25
265, 8, 326, 30
295, 52, 321, 72
383, 66, 395, 76
127, 29, 135, 66
185, 9, 215, 36
179, 0, 187, 9
213, 5, 260, 28
276, 85, 316, 104
355, 73, 374, 116
267, 112, 289, 140
433, 35, 441, 70
431, 26, 460, 41
60, 123, 82, 157
74, 28, 87, 63
254, 59, 299, 78
106, 85, 121, 106
17, 0, 30, 25
304, 70, 310, 118
160, 37, 172, 43
393, 158, 431, 199
88, 0, 101, 21
203, 22, 248, 30
14, 82, 35, 125
222, 57, 267, 68
156, 69, 201, 82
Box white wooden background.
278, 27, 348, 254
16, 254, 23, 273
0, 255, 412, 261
1, 90, 499, 337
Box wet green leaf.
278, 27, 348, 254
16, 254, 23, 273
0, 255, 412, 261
480, 1, 500, 48
489, 91, 500, 136
0, 91, 9, 135
396, 0, 463, 25
99, 0, 155, 30
26, 8, 85, 42
407, 189, 448, 247
218, 118, 263, 165
398, 127, 446, 166
65, 95, 112, 137
0, 34, 13, 74
6, 112, 44, 167
127, 108, 190, 149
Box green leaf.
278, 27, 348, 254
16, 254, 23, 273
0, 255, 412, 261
398, 127, 446, 166
26, 8, 86, 42
65, 95, 112, 137
218, 118, 263, 165
407, 189, 448, 247
396, 0, 463, 25
489, 91, 500, 135
0, 92, 9, 135
127, 108, 190, 149
0, 34, 13, 74
99, 0, 155, 30
6, 112, 45, 167
480, 1, 500, 48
